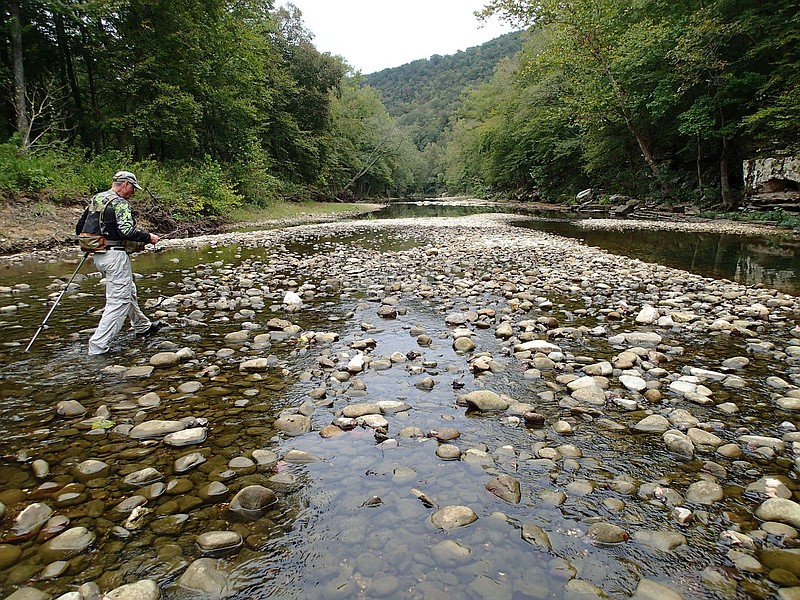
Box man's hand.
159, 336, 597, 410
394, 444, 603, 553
149, 233, 160, 244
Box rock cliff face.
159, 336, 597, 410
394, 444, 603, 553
743, 156, 800, 209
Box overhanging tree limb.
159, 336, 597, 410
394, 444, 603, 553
344, 133, 403, 192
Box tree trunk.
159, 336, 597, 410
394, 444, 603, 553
344, 135, 399, 192
720, 136, 734, 209
118, 95, 134, 151
623, 113, 672, 197
55, 10, 88, 147
696, 133, 704, 197
9, 0, 29, 149
719, 108, 735, 209
79, 22, 102, 152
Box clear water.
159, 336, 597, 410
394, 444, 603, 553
362, 201, 800, 295
0, 216, 796, 600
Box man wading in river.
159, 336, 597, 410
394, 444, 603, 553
76, 170, 164, 355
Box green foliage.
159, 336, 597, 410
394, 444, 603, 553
0, 140, 52, 191
698, 208, 800, 228
170, 158, 242, 219
4, 0, 795, 213
365, 32, 525, 150
0, 0, 431, 209
443, 0, 800, 204
321, 77, 422, 197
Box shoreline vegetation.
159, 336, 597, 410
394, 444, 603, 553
0, 194, 794, 266
0, 197, 387, 259
2, 0, 798, 249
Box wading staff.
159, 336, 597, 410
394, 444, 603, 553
24, 252, 90, 352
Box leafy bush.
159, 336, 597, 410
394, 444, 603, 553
0, 140, 54, 192
228, 144, 283, 207
167, 158, 242, 220
697, 208, 800, 228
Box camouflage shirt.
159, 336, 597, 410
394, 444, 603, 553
76, 190, 151, 243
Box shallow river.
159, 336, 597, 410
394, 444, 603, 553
0, 211, 798, 600
361, 202, 800, 295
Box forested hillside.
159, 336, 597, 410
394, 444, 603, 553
365, 31, 523, 148
0, 1, 420, 218
2, 1, 798, 214
442, 0, 799, 206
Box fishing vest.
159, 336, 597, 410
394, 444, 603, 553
81, 191, 118, 238
78, 191, 142, 253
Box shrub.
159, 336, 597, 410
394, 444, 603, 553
0, 140, 54, 192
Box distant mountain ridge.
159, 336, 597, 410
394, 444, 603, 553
364, 31, 524, 148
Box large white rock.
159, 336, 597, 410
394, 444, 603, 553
635, 305, 658, 324
283, 291, 302, 305
755, 498, 800, 528
514, 340, 561, 353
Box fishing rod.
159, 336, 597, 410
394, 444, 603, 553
24, 252, 90, 352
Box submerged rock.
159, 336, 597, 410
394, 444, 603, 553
485, 475, 522, 504
177, 558, 230, 595
226, 485, 277, 521
431, 505, 478, 530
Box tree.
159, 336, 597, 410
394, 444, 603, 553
481, 0, 676, 197
8, 0, 29, 149
324, 77, 418, 196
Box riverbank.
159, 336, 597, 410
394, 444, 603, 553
1, 196, 797, 262
0, 198, 385, 261
0, 213, 799, 599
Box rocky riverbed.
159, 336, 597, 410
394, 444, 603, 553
0, 213, 798, 600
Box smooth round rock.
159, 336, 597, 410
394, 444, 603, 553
196, 531, 243, 553
756, 498, 800, 528
104, 579, 161, 600
634, 415, 670, 433
199, 481, 228, 501
40, 526, 95, 561
685, 480, 724, 505
4, 588, 52, 600
274, 414, 311, 436
12, 502, 53, 536
150, 352, 180, 367
486, 475, 521, 504
56, 400, 87, 418
461, 390, 510, 412
164, 427, 207, 447
129, 420, 185, 440
432, 539, 473, 567
0, 544, 22, 569
431, 505, 478, 530
72, 459, 110, 482
587, 522, 628, 545
175, 452, 206, 474
435, 444, 462, 460
177, 558, 230, 595
227, 485, 277, 522
123, 468, 163, 488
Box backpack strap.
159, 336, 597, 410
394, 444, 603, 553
98, 194, 118, 236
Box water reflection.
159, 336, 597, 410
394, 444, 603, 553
521, 222, 800, 295
363, 201, 800, 295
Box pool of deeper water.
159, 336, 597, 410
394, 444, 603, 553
359, 201, 800, 295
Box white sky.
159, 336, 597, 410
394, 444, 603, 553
277, 1, 517, 74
